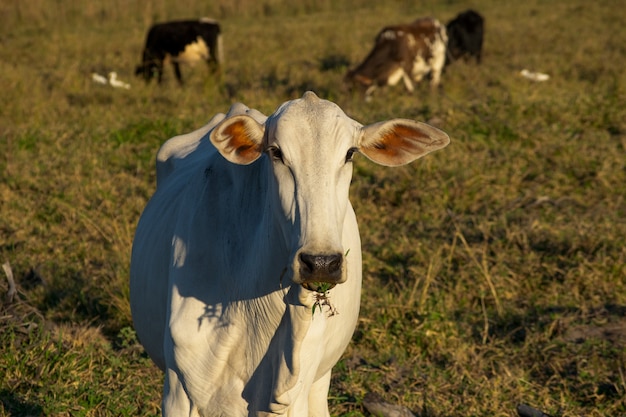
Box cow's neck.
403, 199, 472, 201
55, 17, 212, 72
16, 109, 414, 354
224, 159, 330, 412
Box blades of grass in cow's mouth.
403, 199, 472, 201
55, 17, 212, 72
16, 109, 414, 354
302, 282, 336, 293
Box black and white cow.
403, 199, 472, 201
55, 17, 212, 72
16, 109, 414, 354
135, 18, 222, 85
445, 9, 484, 65
344, 17, 448, 100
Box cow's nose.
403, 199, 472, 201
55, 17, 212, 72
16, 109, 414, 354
299, 252, 343, 282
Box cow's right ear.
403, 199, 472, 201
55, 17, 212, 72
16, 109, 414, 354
210, 115, 266, 165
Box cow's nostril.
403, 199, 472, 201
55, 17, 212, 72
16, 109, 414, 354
299, 253, 343, 278
299, 253, 315, 274
325, 253, 342, 273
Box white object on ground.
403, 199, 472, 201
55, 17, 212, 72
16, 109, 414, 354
520, 69, 550, 82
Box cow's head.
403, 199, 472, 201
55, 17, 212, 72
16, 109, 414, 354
210, 91, 449, 290
343, 70, 374, 94
135, 63, 149, 81
135, 60, 159, 83
343, 31, 407, 99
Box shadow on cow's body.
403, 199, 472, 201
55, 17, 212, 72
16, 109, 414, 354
130, 91, 449, 416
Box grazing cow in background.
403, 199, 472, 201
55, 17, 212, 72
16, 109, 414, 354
445, 9, 484, 65
345, 17, 448, 100
130, 91, 450, 416
135, 18, 222, 85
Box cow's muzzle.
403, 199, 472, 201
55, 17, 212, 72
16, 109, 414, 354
298, 252, 343, 289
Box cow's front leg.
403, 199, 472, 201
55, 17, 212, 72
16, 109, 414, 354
163, 368, 200, 417
307, 371, 332, 417
364, 85, 377, 102
401, 72, 415, 93
156, 62, 164, 84
173, 63, 184, 85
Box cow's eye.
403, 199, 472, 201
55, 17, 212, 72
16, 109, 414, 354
268, 147, 284, 163
345, 147, 358, 163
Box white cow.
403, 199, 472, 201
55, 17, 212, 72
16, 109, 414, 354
130, 91, 450, 416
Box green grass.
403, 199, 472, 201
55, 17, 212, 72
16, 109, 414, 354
1, 0, 626, 415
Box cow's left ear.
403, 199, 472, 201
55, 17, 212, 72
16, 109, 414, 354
359, 119, 450, 167
210, 115, 266, 165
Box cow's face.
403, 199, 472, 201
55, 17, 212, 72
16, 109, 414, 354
135, 63, 150, 81
264, 94, 359, 288
344, 32, 408, 98
135, 60, 160, 82
344, 70, 374, 95
210, 91, 450, 291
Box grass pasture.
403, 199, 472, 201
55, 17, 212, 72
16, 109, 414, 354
1, 0, 625, 415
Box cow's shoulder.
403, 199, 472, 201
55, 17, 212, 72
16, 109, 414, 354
154, 114, 222, 186
155, 104, 267, 186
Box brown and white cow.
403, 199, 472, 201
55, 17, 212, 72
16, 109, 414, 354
345, 17, 447, 100
135, 18, 222, 85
